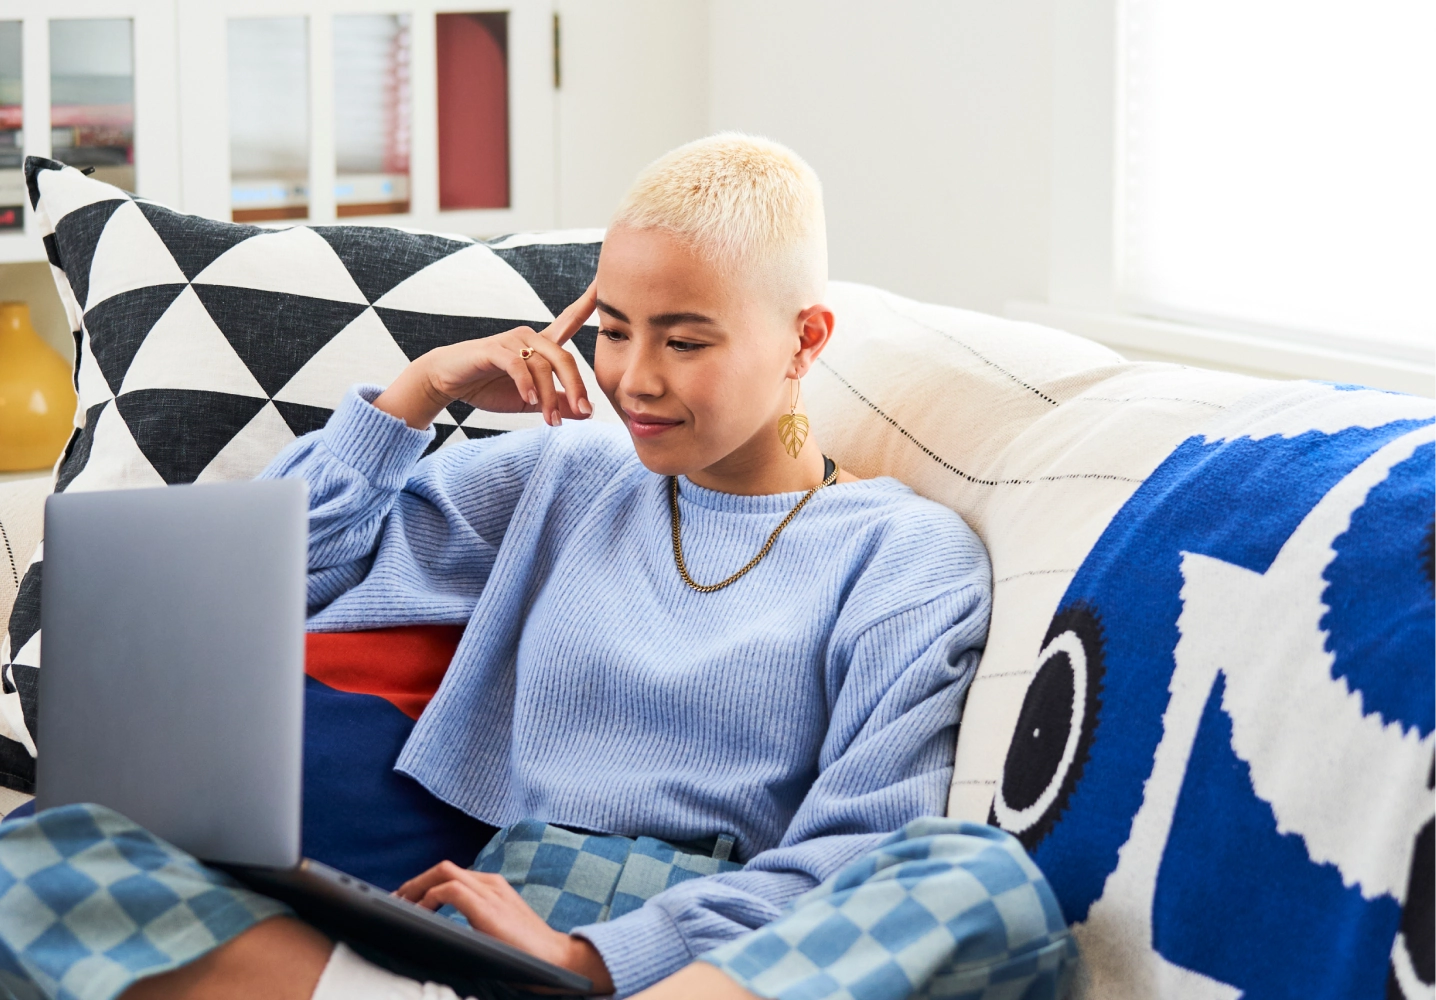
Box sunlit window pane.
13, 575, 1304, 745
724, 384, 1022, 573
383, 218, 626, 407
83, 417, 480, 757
51, 19, 135, 194
1121, 0, 1436, 354
436, 12, 509, 210
335, 14, 410, 217
229, 17, 309, 222
0, 21, 21, 231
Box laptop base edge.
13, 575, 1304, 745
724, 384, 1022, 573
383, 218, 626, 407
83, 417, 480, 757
218, 860, 591, 996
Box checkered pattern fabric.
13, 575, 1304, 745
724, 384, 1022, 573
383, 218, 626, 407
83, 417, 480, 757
0, 808, 1071, 1000
467, 821, 743, 934
703, 818, 1075, 1000
0, 804, 287, 1000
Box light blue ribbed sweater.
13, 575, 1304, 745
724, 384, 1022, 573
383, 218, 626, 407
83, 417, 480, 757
259, 386, 992, 996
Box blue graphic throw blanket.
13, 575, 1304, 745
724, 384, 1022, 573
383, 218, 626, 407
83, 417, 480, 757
987, 387, 1434, 999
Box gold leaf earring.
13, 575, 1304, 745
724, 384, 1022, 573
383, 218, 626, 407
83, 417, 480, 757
777, 379, 808, 459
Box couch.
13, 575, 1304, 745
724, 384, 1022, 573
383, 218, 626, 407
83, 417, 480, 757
1, 158, 1430, 999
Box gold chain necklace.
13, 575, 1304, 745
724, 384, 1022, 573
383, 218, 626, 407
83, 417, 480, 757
669, 462, 840, 594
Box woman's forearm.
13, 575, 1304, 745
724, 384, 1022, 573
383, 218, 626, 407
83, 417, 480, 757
374, 353, 454, 430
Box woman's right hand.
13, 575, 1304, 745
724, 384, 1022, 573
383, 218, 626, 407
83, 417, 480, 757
374, 282, 598, 430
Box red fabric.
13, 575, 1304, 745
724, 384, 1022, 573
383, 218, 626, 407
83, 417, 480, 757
305, 625, 464, 721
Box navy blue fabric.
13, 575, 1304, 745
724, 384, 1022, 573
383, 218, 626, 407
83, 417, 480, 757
301, 676, 494, 891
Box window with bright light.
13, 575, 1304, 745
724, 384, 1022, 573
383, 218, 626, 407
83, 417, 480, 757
1119, 0, 1436, 358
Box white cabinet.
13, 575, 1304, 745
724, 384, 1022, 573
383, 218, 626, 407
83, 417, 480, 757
0, 0, 179, 262
178, 0, 555, 235
0, 0, 555, 264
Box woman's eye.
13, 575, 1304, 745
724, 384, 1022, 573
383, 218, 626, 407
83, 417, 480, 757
669, 340, 704, 353
599, 329, 626, 342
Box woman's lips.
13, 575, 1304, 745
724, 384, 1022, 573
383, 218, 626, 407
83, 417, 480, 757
624, 409, 683, 439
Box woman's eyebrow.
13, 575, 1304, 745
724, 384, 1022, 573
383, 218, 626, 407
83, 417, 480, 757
595, 299, 630, 322
596, 299, 717, 329
649, 311, 717, 329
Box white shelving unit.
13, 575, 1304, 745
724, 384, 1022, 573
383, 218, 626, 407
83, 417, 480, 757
0, 0, 179, 262
0, 0, 554, 265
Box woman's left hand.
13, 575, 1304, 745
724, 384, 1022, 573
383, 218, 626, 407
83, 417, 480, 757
394, 861, 615, 995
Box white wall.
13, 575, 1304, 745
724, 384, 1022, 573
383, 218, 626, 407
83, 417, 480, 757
556, 0, 1056, 319
22, 2, 1059, 323
555, 0, 710, 229
707, 0, 1054, 316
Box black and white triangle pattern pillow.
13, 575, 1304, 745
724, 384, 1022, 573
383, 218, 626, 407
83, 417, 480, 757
0, 156, 611, 792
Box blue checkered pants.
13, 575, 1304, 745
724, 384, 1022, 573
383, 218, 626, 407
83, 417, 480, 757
0, 808, 751, 1000
468, 820, 743, 932
702, 819, 1076, 1000
0, 809, 1073, 1000
0, 804, 288, 1000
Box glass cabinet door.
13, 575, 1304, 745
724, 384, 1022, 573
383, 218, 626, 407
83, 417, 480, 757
334, 13, 410, 217
436, 12, 507, 211
175, 0, 554, 234
0, 1, 179, 259
49, 18, 135, 193
0, 21, 21, 231
228, 17, 310, 222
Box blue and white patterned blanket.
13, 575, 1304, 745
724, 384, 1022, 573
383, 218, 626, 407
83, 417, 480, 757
984, 390, 1434, 999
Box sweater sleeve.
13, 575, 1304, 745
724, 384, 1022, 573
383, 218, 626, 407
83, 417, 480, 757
257, 385, 544, 620
574, 578, 991, 996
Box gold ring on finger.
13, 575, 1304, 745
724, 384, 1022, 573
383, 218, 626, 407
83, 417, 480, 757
519, 347, 535, 360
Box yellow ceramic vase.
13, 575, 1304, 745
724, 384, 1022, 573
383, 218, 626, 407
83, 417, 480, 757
0, 302, 77, 471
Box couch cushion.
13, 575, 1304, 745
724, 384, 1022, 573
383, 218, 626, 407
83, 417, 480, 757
4, 157, 611, 785
807, 283, 1435, 998
6, 157, 612, 881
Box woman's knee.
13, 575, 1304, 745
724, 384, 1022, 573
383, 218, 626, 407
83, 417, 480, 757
701, 819, 1078, 1000
121, 917, 332, 1000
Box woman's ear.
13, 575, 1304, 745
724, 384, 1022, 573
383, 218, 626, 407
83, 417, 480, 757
790, 304, 836, 378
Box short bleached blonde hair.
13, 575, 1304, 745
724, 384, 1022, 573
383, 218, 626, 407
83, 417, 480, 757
611, 133, 827, 310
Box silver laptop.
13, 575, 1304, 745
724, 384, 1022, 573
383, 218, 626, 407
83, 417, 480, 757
36, 480, 588, 994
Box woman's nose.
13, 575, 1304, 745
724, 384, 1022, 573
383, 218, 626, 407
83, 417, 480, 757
619, 349, 664, 399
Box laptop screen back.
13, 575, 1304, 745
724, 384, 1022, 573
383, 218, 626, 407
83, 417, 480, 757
37, 479, 307, 869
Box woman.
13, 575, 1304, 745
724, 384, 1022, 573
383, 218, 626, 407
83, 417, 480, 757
0, 135, 1073, 999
